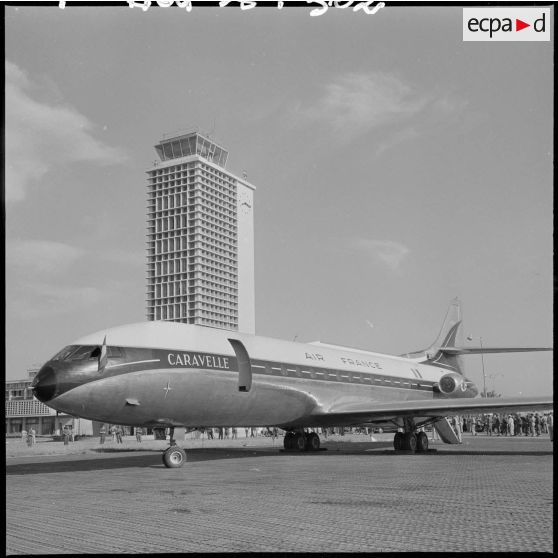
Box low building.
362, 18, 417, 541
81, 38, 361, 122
5, 368, 98, 437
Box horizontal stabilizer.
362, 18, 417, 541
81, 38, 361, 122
441, 347, 552, 355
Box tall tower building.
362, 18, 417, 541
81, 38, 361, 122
146, 130, 255, 334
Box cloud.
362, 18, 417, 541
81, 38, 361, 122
6, 237, 143, 318
374, 126, 420, 157
7, 283, 103, 320
290, 72, 467, 152
5, 61, 125, 203
294, 72, 428, 143
6, 239, 84, 275
351, 238, 410, 271
6, 236, 146, 320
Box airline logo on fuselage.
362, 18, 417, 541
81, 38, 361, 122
340, 357, 383, 369
167, 352, 231, 370
305, 351, 383, 370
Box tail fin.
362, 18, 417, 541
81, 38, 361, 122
401, 298, 464, 373
401, 298, 552, 373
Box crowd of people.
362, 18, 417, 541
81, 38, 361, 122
98, 425, 141, 444
198, 426, 279, 439
448, 412, 553, 441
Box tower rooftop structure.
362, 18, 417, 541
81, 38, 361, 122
154, 130, 229, 168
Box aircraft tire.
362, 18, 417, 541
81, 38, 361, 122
294, 432, 307, 452
393, 431, 404, 451
306, 432, 320, 451
404, 432, 417, 452
162, 446, 187, 468
416, 431, 429, 453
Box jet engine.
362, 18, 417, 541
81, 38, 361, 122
438, 372, 468, 395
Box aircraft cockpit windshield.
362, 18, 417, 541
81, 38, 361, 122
50, 345, 124, 361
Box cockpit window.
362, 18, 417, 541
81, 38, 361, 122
69, 346, 100, 360
51, 346, 80, 361
108, 346, 124, 358
51, 345, 125, 362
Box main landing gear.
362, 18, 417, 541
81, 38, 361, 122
393, 431, 429, 452
393, 420, 434, 453
283, 431, 321, 452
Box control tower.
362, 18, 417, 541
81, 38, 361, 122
146, 130, 255, 334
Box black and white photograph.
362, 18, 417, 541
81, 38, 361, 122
5, 1, 553, 554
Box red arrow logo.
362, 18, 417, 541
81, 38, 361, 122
516, 18, 530, 31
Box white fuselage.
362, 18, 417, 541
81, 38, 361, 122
37, 321, 476, 428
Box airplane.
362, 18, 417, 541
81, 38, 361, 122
32, 299, 552, 468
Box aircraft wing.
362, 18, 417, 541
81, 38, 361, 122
313, 396, 552, 424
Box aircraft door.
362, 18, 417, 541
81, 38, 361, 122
228, 339, 252, 392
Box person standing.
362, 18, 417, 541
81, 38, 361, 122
514, 415, 520, 436
63, 427, 70, 446
452, 415, 462, 443
218, 427, 223, 440
515, 415, 522, 436
522, 415, 529, 436
207, 428, 214, 440
99, 425, 106, 444
547, 412, 553, 442
231, 427, 237, 439
541, 413, 548, 434
431, 423, 439, 441
21, 429, 27, 443
30, 428, 36, 445
534, 413, 541, 436
529, 414, 535, 436
508, 415, 514, 436
135, 427, 143, 443
116, 426, 123, 444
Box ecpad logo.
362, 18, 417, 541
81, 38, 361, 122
463, 8, 550, 41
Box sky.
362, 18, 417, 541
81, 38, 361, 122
4, 4, 553, 397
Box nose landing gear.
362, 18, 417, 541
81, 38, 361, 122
163, 445, 187, 468
162, 426, 187, 468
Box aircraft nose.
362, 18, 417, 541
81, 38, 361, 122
32, 365, 57, 402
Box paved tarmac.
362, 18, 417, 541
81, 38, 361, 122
6, 433, 553, 553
